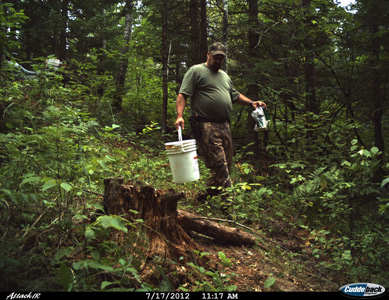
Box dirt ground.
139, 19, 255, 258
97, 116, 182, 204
191, 231, 339, 292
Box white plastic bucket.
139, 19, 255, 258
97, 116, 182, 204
165, 127, 200, 184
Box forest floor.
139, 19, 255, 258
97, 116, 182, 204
0, 184, 345, 293
180, 208, 340, 293
95, 174, 344, 293
194, 235, 337, 292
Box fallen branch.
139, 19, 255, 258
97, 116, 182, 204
177, 210, 256, 246
18, 206, 49, 239
182, 213, 285, 252
83, 189, 104, 197
189, 215, 255, 233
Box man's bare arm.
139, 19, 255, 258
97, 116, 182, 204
237, 94, 267, 109
175, 93, 187, 129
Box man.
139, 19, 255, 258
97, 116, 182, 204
174, 42, 266, 201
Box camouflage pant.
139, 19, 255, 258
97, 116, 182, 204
198, 121, 233, 192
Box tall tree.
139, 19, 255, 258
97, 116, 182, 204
113, 0, 134, 112
222, 0, 228, 71
350, 0, 389, 170
161, 0, 168, 133
247, 0, 261, 158
301, 0, 319, 115
190, 0, 200, 65
59, 0, 69, 60
356, 0, 388, 155
199, 0, 208, 62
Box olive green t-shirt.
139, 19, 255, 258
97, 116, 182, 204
179, 63, 240, 121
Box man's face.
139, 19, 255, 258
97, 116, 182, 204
207, 52, 225, 72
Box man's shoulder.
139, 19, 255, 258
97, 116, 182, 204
184, 63, 208, 80
189, 63, 207, 72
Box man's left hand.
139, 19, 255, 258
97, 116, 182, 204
252, 101, 267, 109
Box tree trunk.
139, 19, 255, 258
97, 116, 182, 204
190, 0, 200, 65
302, 0, 319, 115
59, 0, 69, 61
370, 23, 385, 157
222, 0, 228, 72
161, 0, 168, 134
304, 48, 318, 114
247, 0, 261, 159
199, 0, 208, 62
113, 1, 133, 112
369, 22, 385, 181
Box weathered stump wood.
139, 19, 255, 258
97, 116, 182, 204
103, 178, 197, 259
103, 178, 256, 261
177, 210, 256, 246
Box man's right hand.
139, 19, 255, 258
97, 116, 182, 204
175, 117, 185, 130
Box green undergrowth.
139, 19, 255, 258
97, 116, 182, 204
1, 77, 388, 291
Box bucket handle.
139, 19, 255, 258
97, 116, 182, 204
178, 126, 183, 142
178, 126, 187, 152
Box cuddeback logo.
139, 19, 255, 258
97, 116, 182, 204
339, 283, 387, 298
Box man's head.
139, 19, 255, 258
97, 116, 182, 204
207, 42, 226, 72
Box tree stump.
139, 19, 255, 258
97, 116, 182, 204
103, 178, 256, 261
103, 178, 199, 260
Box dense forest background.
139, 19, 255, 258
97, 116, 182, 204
1, 0, 388, 292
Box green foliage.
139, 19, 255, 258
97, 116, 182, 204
183, 251, 238, 292
61, 214, 146, 291
0, 2, 28, 58
1, 0, 388, 292
263, 276, 277, 289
